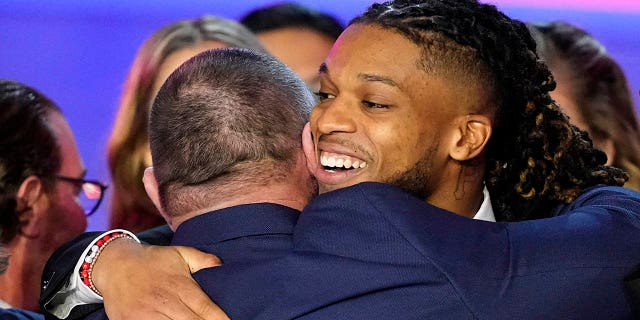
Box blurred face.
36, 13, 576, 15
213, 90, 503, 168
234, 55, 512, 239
550, 71, 614, 165
41, 112, 87, 252
307, 24, 469, 200
550, 83, 589, 132
257, 27, 335, 90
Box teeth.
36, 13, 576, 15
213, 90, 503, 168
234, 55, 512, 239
319, 152, 367, 169
327, 157, 336, 167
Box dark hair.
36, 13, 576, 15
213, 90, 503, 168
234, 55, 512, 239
241, 2, 344, 40
150, 48, 316, 216
0, 80, 61, 242
352, 0, 627, 221
528, 21, 640, 191
0, 244, 7, 274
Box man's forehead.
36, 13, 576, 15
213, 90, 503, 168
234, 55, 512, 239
318, 26, 426, 91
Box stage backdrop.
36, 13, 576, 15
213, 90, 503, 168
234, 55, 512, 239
1, 0, 638, 231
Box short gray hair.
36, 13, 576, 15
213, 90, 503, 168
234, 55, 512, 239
150, 48, 316, 216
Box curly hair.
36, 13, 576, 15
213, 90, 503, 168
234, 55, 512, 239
352, 0, 627, 221
0, 80, 61, 242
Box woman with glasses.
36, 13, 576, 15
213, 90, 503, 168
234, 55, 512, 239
0, 79, 106, 313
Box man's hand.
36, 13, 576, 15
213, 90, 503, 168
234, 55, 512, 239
92, 238, 229, 320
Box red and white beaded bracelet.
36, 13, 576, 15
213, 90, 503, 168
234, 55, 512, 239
78, 231, 135, 296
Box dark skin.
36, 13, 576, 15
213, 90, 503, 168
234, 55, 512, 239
308, 24, 491, 218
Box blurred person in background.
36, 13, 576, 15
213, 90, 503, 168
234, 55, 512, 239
241, 2, 343, 90
0, 79, 104, 313
107, 16, 265, 232
529, 21, 640, 191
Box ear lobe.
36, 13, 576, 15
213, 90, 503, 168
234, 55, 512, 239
450, 115, 492, 161
301, 122, 319, 176
142, 167, 167, 221
16, 175, 45, 238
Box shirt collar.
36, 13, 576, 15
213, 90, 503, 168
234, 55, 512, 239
472, 186, 496, 222
0, 299, 12, 309
171, 203, 299, 247
171, 187, 494, 248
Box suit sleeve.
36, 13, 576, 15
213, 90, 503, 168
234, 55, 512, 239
40, 231, 101, 316
39, 225, 173, 319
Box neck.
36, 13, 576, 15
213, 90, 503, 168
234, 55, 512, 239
426, 163, 485, 219
0, 239, 42, 311
169, 181, 312, 230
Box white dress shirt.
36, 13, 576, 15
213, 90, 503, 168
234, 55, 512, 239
0, 299, 13, 309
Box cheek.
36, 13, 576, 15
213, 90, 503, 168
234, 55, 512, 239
40, 195, 86, 253
375, 117, 422, 151
68, 204, 88, 231
376, 118, 441, 173
371, 125, 420, 169
55, 191, 88, 231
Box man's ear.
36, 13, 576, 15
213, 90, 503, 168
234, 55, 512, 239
142, 167, 165, 216
449, 115, 492, 161
301, 122, 319, 176
16, 175, 45, 238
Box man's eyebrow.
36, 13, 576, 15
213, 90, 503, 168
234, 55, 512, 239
318, 64, 400, 90
358, 73, 399, 88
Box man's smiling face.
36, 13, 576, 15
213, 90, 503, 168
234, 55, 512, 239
306, 23, 473, 200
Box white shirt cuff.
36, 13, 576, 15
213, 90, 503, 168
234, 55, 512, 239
46, 229, 139, 319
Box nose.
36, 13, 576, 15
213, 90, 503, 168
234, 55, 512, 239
312, 98, 357, 135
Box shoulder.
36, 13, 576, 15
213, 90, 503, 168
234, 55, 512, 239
575, 185, 640, 202
553, 185, 640, 218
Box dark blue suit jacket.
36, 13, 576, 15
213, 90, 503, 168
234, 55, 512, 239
192, 183, 640, 319
81, 203, 299, 320
48, 183, 640, 319
0, 308, 43, 320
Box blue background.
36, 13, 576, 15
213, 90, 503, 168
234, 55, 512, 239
1, 0, 638, 231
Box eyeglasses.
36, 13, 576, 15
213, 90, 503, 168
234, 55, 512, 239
55, 175, 108, 217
